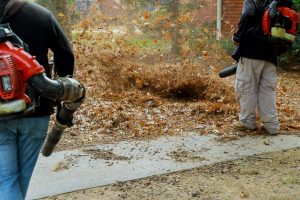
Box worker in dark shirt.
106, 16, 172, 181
232, 0, 280, 135
0, 1, 74, 199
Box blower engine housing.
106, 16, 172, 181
0, 41, 45, 116
262, 6, 299, 42
0, 54, 30, 103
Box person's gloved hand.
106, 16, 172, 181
232, 36, 240, 46
57, 77, 85, 103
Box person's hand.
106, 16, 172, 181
57, 77, 85, 103
232, 36, 240, 46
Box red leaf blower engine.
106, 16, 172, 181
0, 28, 44, 117
219, 0, 300, 78
0, 24, 86, 156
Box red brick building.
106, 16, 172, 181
185, 0, 244, 36
221, 0, 244, 35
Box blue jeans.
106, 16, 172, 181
0, 116, 50, 200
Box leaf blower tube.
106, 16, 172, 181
27, 74, 86, 157
219, 45, 239, 78
219, 63, 237, 78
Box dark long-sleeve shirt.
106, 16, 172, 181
2, 2, 74, 116
232, 0, 277, 65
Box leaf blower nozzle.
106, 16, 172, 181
219, 64, 237, 78
41, 78, 86, 157
41, 119, 69, 157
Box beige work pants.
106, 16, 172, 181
235, 57, 279, 133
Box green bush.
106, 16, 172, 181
278, 0, 300, 65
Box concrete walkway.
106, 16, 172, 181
26, 133, 300, 200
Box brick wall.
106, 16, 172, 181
186, 0, 243, 36
75, 0, 244, 36
192, 0, 217, 25
222, 0, 244, 35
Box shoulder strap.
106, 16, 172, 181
0, 0, 26, 23
253, 0, 273, 13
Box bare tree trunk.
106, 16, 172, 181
35, 0, 72, 40
168, 0, 181, 56
52, 0, 72, 40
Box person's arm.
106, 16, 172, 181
233, 0, 256, 43
49, 14, 74, 77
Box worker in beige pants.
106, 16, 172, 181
234, 57, 280, 134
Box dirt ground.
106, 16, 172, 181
43, 148, 300, 200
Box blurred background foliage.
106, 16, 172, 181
33, 0, 300, 67
34, 0, 224, 59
